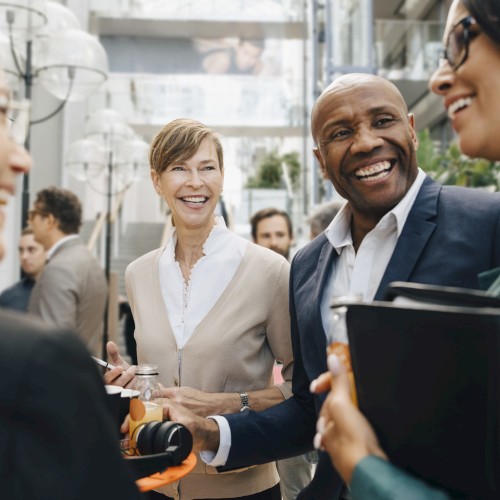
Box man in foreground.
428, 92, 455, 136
0, 69, 141, 499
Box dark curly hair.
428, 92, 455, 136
34, 186, 82, 235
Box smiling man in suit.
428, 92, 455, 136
118, 73, 500, 499
28, 186, 107, 357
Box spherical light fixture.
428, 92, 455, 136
0, 0, 47, 39
84, 108, 135, 154
34, 29, 108, 101
114, 137, 151, 187
64, 138, 107, 181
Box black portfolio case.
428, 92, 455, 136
346, 301, 500, 499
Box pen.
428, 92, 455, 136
91, 355, 117, 370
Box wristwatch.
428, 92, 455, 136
239, 392, 250, 411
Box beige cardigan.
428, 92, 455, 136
125, 240, 293, 499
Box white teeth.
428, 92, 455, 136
355, 161, 391, 179
448, 97, 473, 119
359, 171, 390, 182
183, 196, 207, 203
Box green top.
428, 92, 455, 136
350, 456, 450, 500
478, 266, 500, 295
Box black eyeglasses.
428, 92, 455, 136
441, 15, 479, 70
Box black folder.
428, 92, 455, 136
346, 301, 500, 499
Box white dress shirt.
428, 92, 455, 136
159, 216, 248, 349
204, 168, 426, 467
320, 168, 426, 340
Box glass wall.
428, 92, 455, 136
87, 0, 309, 232
375, 19, 442, 80
90, 0, 305, 21
326, 0, 373, 77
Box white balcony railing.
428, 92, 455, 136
87, 73, 305, 129
90, 0, 305, 22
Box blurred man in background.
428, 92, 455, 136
28, 186, 107, 357
0, 227, 45, 312
308, 201, 343, 240
250, 207, 294, 260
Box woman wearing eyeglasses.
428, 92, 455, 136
311, 1, 500, 499
430, 0, 500, 162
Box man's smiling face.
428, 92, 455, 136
312, 74, 419, 224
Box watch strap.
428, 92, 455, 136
239, 392, 250, 411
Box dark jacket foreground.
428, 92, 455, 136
0, 309, 142, 500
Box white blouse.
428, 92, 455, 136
158, 216, 249, 349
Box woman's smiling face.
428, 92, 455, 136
150, 137, 223, 232
430, 0, 500, 161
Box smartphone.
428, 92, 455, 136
91, 355, 117, 371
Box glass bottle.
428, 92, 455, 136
129, 364, 163, 448
327, 294, 363, 406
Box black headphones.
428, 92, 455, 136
125, 421, 193, 480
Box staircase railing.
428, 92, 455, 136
85, 190, 128, 358
86, 211, 107, 253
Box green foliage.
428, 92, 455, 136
417, 128, 499, 190
246, 151, 301, 190
282, 151, 301, 188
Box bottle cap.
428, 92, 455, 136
136, 364, 159, 376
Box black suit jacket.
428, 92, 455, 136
222, 178, 500, 499
0, 309, 142, 500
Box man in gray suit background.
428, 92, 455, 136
28, 186, 107, 357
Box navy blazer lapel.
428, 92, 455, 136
375, 177, 440, 300
309, 239, 337, 372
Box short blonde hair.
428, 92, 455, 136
149, 118, 224, 175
